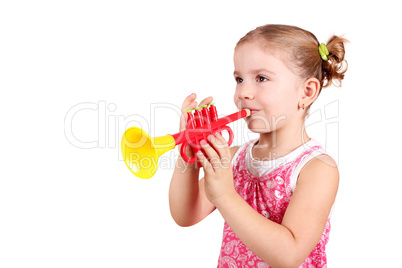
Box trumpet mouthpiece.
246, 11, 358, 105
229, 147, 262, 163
244, 109, 251, 117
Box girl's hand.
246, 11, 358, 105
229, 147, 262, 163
179, 93, 197, 132
179, 93, 213, 159
179, 93, 213, 131
196, 132, 236, 205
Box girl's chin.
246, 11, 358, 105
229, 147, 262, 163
245, 123, 271, 134
248, 129, 271, 134
245, 117, 271, 132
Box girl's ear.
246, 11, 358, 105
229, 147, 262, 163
299, 77, 321, 110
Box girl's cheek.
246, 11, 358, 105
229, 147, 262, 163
233, 93, 240, 107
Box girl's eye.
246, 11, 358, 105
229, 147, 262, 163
257, 76, 268, 82
235, 77, 243, 84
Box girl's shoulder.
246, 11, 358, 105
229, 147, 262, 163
297, 153, 339, 195
297, 139, 338, 176
288, 139, 338, 197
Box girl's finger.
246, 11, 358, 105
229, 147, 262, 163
198, 96, 213, 108
182, 101, 198, 114
208, 133, 229, 157
196, 150, 213, 172
183, 103, 198, 113
200, 138, 221, 169
181, 93, 197, 111
179, 93, 198, 131
185, 92, 197, 103
208, 134, 231, 168
213, 132, 228, 147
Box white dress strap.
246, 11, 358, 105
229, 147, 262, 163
289, 141, 326, 193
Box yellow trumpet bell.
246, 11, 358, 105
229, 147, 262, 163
121, 127, 176, 179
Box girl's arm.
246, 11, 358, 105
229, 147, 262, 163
169, 146, 239, 227
169, 154, 207, 227
197, 134, 339, 268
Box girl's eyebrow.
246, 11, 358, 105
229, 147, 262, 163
251, 68, 276, 75
233, 68, 276, 77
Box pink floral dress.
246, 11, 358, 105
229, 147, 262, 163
217, 139, 331, 268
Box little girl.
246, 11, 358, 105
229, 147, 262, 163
169, 24, 347, 268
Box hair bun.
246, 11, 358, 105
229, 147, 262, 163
322, 36, 349, 88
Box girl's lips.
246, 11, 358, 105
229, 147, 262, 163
250, 110, 260, 115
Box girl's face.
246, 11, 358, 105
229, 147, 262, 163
233, 41, 303, 134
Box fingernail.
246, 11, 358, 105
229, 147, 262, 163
208, 135, 213, 141
200, 140, 207, 145
197, 151, 203, 156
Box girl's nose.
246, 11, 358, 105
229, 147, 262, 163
238, 85, 254, 100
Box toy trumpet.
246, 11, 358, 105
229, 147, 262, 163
121, 103, 250, 179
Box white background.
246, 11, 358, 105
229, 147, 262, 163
1, 0, 401, 267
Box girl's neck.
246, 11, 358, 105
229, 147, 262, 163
253, 126, 310, 161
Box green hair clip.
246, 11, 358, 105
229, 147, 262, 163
319, 43, 329, 61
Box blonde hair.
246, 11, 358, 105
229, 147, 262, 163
236, 24, 348, 89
